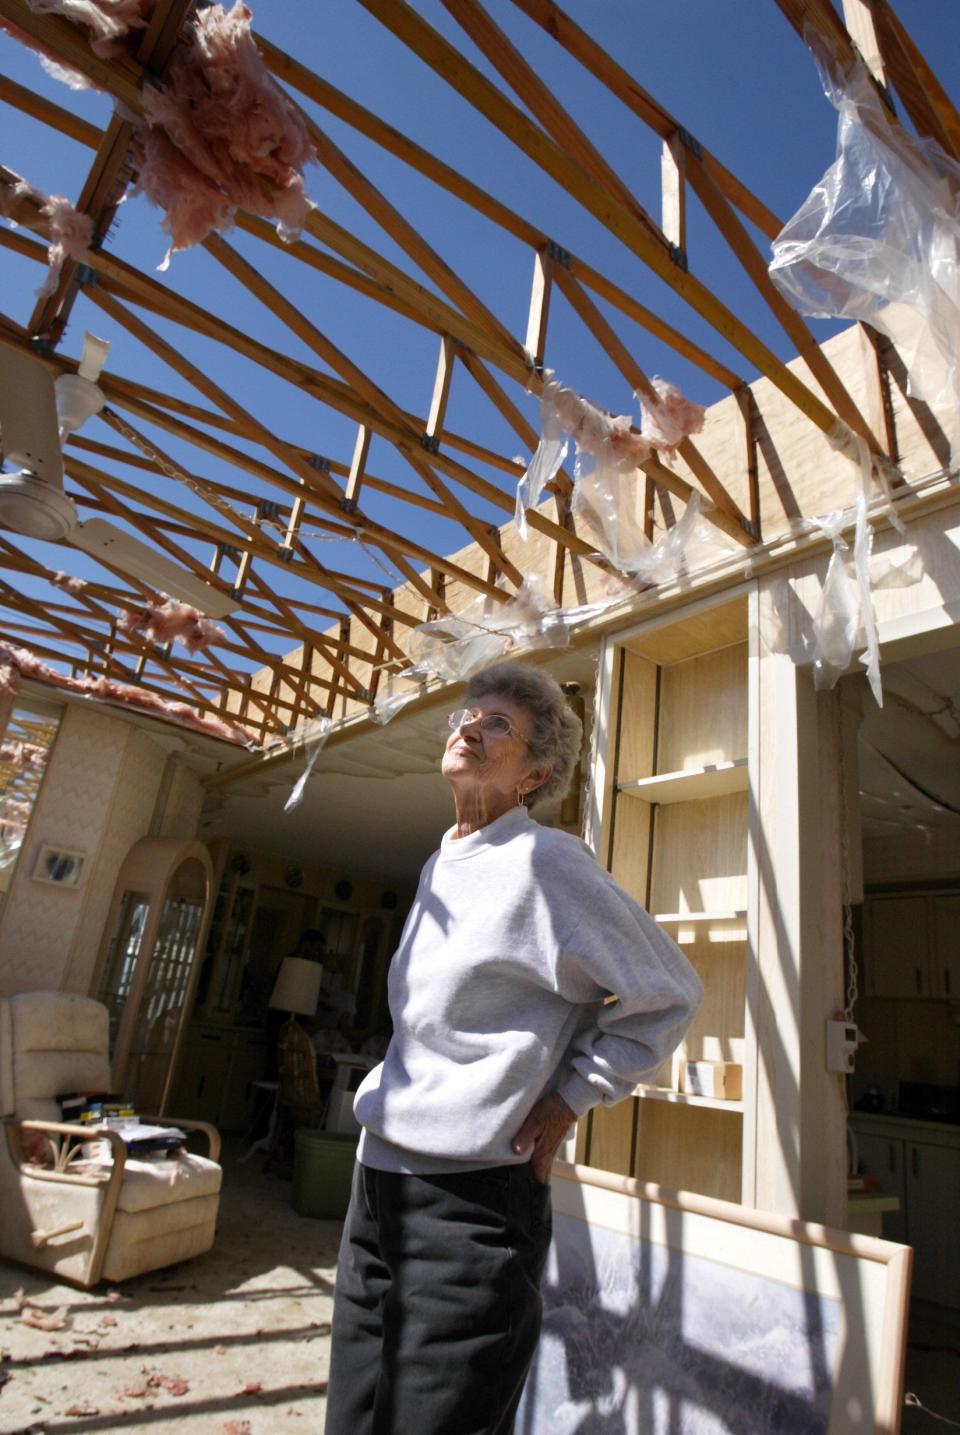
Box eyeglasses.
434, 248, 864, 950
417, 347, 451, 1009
447, 709, 530, 745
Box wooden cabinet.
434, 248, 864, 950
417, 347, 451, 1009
864, 896, 930, 999
851, 1115, 960, 1308
930, 895, 960, 1000
170, 1024, 268, 1131
906, 1140, 960, 1306
852, 1128, 906, 1243
864, 891, 960, 999
585, 597, 749, 1205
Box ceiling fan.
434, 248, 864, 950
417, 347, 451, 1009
0, 338, 235, 618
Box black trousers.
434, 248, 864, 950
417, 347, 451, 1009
325, 1161, 552, 1435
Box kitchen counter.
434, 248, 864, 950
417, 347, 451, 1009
850, 1112, 960, 1150
846, 1193, 901, 1239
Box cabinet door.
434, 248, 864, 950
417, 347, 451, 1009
854, 1131, 906, 1244
864, 897, 930, 999
905, 1142, 960, 1309
220, 1035, 269, 1132
171, 1029, 231, 1124
929, 895, 960, 1000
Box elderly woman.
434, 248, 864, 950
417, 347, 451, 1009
325, 662, 701, 1435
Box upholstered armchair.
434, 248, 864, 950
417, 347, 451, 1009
0, 991, 221, 1287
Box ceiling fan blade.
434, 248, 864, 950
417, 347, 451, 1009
0, 344, 63, 485
69, 519, 237, 618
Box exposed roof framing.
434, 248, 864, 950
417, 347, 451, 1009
0, 0, 956, 747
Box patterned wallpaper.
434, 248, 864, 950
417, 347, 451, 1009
0, 706, 168, 998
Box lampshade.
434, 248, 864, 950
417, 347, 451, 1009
269, 956, 323, 1017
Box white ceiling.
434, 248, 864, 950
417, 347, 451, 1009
199, 640, 960, 885
855, 648, 960, 842
198, 648, 603, 885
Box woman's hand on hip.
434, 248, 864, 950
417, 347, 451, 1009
512, 1092, 576, 1184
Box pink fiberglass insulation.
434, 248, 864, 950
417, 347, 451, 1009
550, 382, 654, 471
0, 660, 20, 697
52, 571, 89, 594
136, 1, 314, 257
637, 378, 706, 456
2, 3, 313, 257
0, 740, 47, 768
0, 643, 250, 745
15, 0, 149, 55
37, 193, 94, 297
0, 1, 149, 90
0, 177, 93, 295
117, 595, 224, 654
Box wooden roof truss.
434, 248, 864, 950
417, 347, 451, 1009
0, 0, 956, 745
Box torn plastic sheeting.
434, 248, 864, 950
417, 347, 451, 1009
808, 510, 861, 693
283, 715, 332, 812
573, 482, 739, 584
514, 375, 705, 545
395, 577, 620, 694
769, 37, 960, 422
514, 383, 568, 540
371, 673, 425, 726
404, 577, 574, 687
829, 428, 907, 707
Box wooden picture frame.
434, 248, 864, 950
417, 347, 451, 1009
31, 845, 87, 889
517, 1162, 912, 1435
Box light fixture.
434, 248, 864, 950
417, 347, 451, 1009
268, 956, 322, 1021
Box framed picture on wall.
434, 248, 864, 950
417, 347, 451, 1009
32, 845, 87, 889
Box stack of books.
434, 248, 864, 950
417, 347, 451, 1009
58, 1092, 186, 1157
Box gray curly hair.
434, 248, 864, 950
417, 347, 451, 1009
465, 662, 583, 808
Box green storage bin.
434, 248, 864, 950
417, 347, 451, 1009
292, 1129, 358, 1219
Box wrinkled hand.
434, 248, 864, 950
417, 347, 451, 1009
512, 1092, 576, 1184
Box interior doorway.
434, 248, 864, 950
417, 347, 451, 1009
844, 645, 960, 1320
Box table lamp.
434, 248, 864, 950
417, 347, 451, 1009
269, 956, 323, 1024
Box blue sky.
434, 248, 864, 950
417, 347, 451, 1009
0, 0, 958, 678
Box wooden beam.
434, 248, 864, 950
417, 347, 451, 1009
872, 0, 960, 161
2, 70, 747, 395
359, 0, 863, 442
345, 424, 372, 513
504, 0, 784, 241
660, 132, 686, 255
525, 248, 553, 370
550, 265, 755, 544
0, 72, 99, 148
683, 154, 882, 452
83, 286, 472, 621
204, 234, 522, 592
304, 118, 527, 368
0, 0, 144, 107
441, 0, 667, 250
425, 336, 455, 446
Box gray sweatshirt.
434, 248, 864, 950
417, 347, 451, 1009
355, 805, 702, 1174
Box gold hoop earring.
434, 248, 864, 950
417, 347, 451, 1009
516, 788, 525, 807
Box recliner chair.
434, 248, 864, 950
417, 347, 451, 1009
0, 991, 221, 1287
